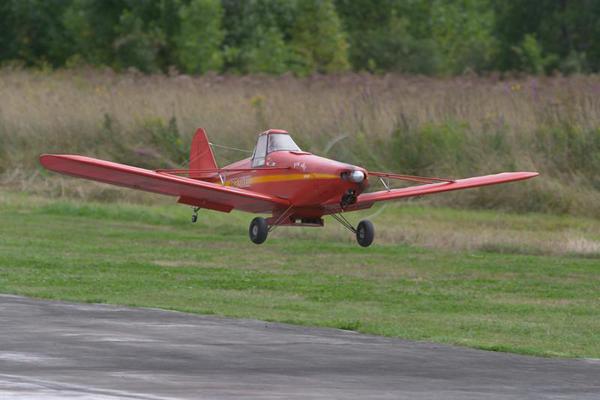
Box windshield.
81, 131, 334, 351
252, 134, 268, 167
268, 134, 301, 153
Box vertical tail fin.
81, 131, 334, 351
189, 128, 218, 179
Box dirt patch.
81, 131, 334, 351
152, 260, 200, 268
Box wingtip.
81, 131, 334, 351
39, 154, 72, 170
504, 171, 539, 180
524, 171, 540, 179
39, 154, 53, 168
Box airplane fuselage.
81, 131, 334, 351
212, 151, 369, 218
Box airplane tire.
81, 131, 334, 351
356, 220, 374, 247
249, 217, 268, 244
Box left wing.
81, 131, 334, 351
322, 171, 538, 213
40, 154, 290, 213
355, 171, 538, 206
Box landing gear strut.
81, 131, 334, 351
191, 207, 200, 223
331, 214, 375, 247
249, 205, 295, 245
249, 217, 268, 244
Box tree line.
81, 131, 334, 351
1, 0, 599, 76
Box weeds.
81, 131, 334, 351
1, 68, 599, 216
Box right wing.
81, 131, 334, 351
40, 154, 290, 213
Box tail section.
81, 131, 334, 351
189, 128, 218, 179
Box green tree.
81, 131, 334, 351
60, 0, 92, 66
69, 0, 128, 66
241, 25, 290, 74
155, 0, 183, 70
61, 0, 176, 71
1, 0, 599, 75
335, 0, 398, 72
113, 9, 164, 72
176, 0, 224, 74
221, 0, 294, 74
430, 0, 497, 74
335, 0, 440, 74
290, 0, 350, 75
492, 0, 600, 73
512, 34, 557, 74
0, 0, 73, 67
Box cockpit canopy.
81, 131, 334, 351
252, 130, 301, 167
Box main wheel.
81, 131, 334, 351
356, 220, 374, 247
249, 217, 268, 244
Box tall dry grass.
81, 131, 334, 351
0, 68, 599, 216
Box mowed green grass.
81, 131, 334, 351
0, 191, 599, 358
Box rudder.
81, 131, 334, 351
189, 128, 218, 179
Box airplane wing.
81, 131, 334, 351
323, 171, 538, 213
39, 154, 290, 213
354, 171, 538, 207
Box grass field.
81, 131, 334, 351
1, 190, 598, 359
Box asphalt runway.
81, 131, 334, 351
1, 294, 599, 399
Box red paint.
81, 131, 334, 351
39, 128, 538, 246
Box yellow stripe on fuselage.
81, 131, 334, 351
252, 173, 338, 184
224, 173, 338, 187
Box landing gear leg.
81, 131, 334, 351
249, 217, 268, 244
331, 214, 375, 247
191, 207, 200, 223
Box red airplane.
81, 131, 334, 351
40, 128, 538, 247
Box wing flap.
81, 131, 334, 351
40, 154, 289, 213
356, 172, 538, 206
